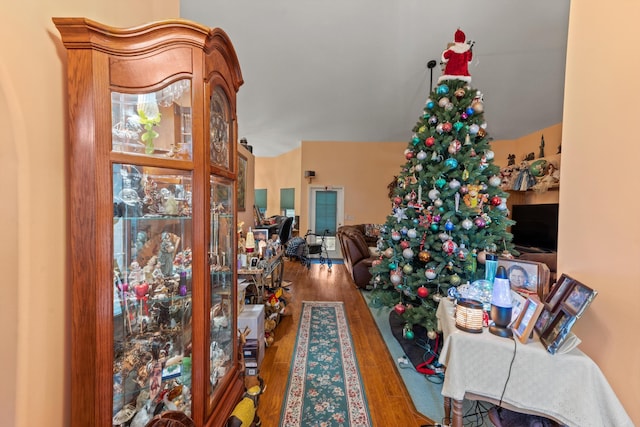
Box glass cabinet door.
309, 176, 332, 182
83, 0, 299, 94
208, 176, 235, 406
112, 164, 194, 420
209, 86, 231, 168
112, 79, 193, 160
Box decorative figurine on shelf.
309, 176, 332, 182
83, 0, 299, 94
532, 161, 560, 193
512, 160, 537, 191
539, 134, 546, 158
158, 232, 176, 277
439, 29, 474, 83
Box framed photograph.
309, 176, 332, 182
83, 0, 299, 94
252, 228, 269, 243
561, 280, 597, 318
237, 154, 247, 211
544, 274, 576, 312
540, 308, 576, 355
498, 258, 550, 299
534, 307, 553, 336
249, 257, 259, 269
511, 296, 544, 344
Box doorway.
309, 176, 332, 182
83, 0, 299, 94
309, 186, 344, 255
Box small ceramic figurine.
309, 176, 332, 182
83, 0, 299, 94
158, 232, 176, 277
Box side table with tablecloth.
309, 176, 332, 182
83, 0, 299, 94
436, 298, 633, 427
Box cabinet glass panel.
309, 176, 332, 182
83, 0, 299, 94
208, 176, 235, 404
112, 79, 192, 160
209, 86, 231, 168
112, 164, 194, 419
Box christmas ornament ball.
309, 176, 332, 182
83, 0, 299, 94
472, 101, 484, 113
461, 218, 473, 230
417, 150, 428, 160
393, 196, 402, 205
415, 163, 423, 172
469, 124, 480, 135
372, 259, 381, 267
418, 250, 431, 262
392, 231, 401, 241
394, 303, 406, 315
425, 268, 437, 280
477, 250, 487, 264
400, 240, 410, 249
454, 88, 465, 99
427, 330, 438, 340
489, 175, 502, 187
384, 248, 394, 258
404, 328, 415, 340
477, 128, 487, 138
491, 196, 502, 206
449, 179, 461, 190
438, 97, 450, 108
405, 151, 414, 160
428, 189, 440, 200
407, 228, 417, 238
442, 122, 453, 133
437, 84, 449, 94
403, 264, 413, 274
425, 136, 436, 147
390, 271, 403, 285
417, 286, 429, 298
474, 217, 486, 228
449, 274, 462, 286
402, 248, 414, 259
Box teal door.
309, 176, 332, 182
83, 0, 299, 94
314, 190, 337, 235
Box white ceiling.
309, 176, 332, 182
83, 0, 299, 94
182, 1, 570, 158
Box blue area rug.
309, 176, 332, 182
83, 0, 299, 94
361, 291, 495, 426
280, 301, 372, 427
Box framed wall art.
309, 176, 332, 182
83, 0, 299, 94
237, 153, 247, 211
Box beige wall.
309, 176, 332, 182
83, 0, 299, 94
3, 0, 638, 425
255, 146, 302, 221
561, 1, 640, 422
0, 2, 180, 427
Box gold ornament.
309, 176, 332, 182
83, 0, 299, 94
477, 128, 487, 138
418, 250, 431, 262
471, 101, 484, 113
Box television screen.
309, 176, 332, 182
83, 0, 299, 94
510, 203, 559, 252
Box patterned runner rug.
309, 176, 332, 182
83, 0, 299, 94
279, 301, 372, 427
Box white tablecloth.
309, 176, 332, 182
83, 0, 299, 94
436, 299, 633, 427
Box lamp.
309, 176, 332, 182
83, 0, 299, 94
455, 299, 484, 333
489, 266, 513, 338
304, 170, 315, 183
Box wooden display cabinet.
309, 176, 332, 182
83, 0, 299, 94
53, 18, 244, 426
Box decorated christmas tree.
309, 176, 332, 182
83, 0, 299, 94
369, 29, 515, 335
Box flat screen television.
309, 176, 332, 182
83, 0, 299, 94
510, 203, 559, 252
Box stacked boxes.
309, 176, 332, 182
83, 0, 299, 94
237, 304, 265, 376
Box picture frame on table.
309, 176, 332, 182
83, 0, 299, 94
252, 228, 269, 243
540, 308, 576, 355
561, 279, 597, 318
511, 296, 544, 344
498, 257, 550, 299
534, 307, 553, 336
544, 273, 576, 313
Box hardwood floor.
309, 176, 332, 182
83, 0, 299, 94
255, 259, 434, 427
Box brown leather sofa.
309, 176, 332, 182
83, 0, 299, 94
337, 225, 379, 289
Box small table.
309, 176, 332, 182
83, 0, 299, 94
436, 299, 632, 427
238, 251, 284, 304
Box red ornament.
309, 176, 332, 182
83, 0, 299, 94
394, 303, 406, 315
417, 286, 429, 298
405, 151, 414, 160
393, 196, 402, 206
425, 136, 435, 147
442, 122, 453, 133
490, 196, 502, 206
400, 240, 410, 249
